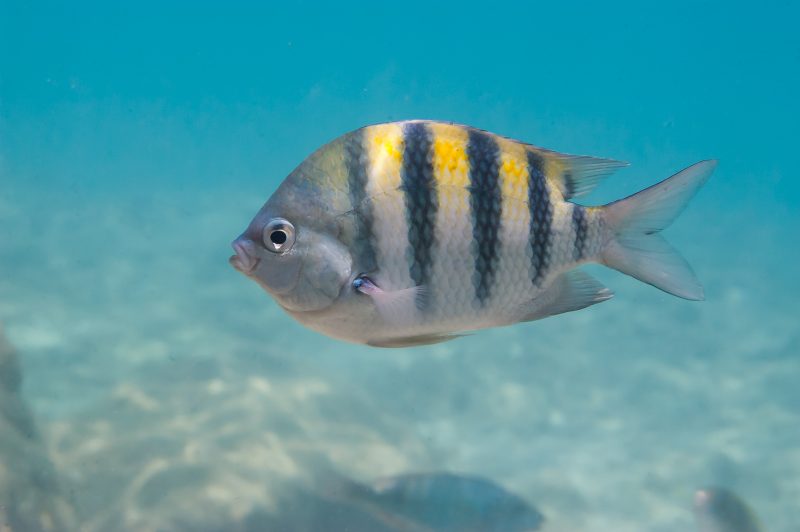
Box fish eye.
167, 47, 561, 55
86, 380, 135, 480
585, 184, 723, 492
262, 218, 295, 253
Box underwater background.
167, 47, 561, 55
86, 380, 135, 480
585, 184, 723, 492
1, 1, 798, 531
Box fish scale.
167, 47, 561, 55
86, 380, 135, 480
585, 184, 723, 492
426, 123, 482, 323
363, 123, 414, 297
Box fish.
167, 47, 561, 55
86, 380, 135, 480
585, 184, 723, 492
694, 487, 763, 532
334, 472, 544, 532
230, 120, 716, 347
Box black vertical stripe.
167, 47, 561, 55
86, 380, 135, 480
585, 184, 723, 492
466, 129, 502, 305
527, 150, 552, 288
571, 204, 588, 261
400, 122, 437, 290
344, 129, 377, 273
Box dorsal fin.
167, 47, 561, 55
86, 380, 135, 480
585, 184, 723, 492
537, 149, 628, 199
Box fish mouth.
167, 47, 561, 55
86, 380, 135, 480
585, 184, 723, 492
693, 489, 711, 509
229, 238, 260, 275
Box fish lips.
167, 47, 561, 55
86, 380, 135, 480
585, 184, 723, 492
229, 238, 260, 275
229, 236, 301, 297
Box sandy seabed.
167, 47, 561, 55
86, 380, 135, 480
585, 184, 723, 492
1, 185, 797, 531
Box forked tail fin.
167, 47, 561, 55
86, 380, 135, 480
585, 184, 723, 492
600, 160, 717, 300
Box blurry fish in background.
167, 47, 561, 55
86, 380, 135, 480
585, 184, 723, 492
333, 471, 544, 532
694, 486, 763, 532
231, 120, 716, 347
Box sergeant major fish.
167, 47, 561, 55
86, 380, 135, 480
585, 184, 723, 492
230, 120, 716, 347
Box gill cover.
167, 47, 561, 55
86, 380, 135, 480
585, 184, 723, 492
275, 228, 352, 312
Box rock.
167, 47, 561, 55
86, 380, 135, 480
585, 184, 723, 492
0, 326, 76, 531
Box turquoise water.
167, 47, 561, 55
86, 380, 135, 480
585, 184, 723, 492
1, 1, 798, 531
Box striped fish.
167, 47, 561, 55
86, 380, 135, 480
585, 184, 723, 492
230, 120, 716, 347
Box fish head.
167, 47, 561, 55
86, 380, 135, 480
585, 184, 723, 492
693, 487, 761, 532
230, 202, 353, 315
230, 140, 363, 321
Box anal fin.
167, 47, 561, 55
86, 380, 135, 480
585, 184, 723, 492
518, 270, 613, 322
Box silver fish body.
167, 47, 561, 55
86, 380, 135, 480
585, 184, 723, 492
345, 472, 544, 532
231, 120, 715, 347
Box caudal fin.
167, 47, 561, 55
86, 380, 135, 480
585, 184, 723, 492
600, 160, 717, 300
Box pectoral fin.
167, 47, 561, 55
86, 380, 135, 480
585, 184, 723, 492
354, 276, 427, 327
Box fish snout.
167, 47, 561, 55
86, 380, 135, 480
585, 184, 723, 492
693, 489, 710, 509
229, 237, 260, 275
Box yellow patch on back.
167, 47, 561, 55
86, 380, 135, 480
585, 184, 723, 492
428, 123, 471, 218
495, 137, 529, 201
429, 123, 470, 188
495, 137, 532, 232
365, 123, 405, 194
